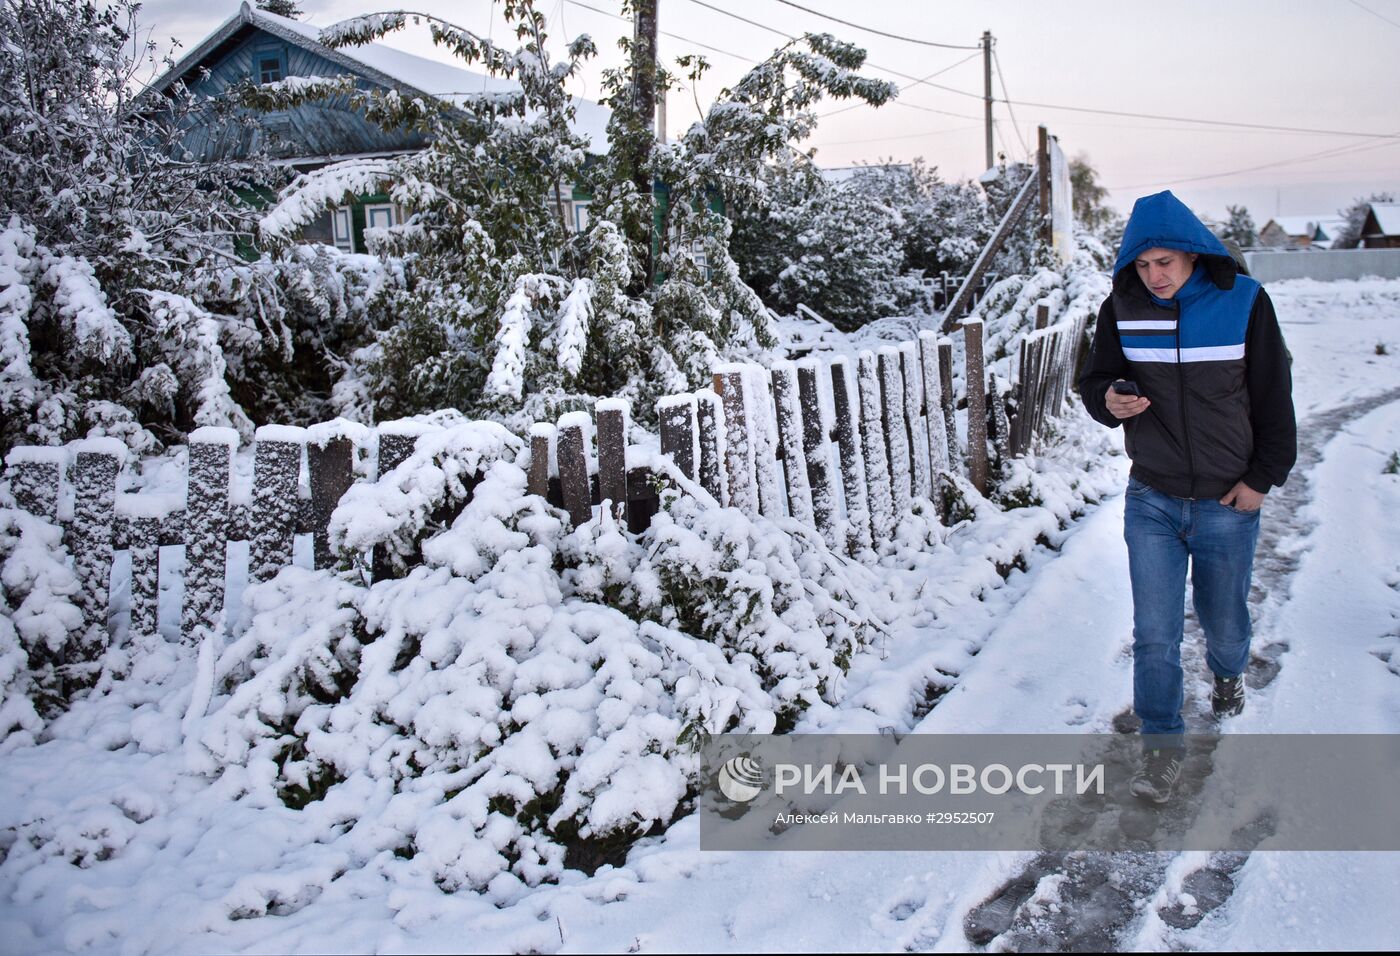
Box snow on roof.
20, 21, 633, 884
154, 2, 611, 151
1264, 216, 1321, 237
1312, 217, 1348, 239
1368, 202, 1400, 235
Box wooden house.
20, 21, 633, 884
1359, 202, 1400, 249
146, 2, 610, 252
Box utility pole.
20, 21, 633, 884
630, 0, 659, 290
982, 30, 994, 171
633, 0, 659, 145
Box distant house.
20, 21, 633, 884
146, 2, 610, 252
1309, 217, 1349, 250
1257, 216, 1319, 250
1359, 202, 1400, 249
1258, 215, 1357, 251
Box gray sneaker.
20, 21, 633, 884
1130, 748, 1183, 804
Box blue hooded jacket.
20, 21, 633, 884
1113, 190, 1236, 280
1076, 191, 1295, 498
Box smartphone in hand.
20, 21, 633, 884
1111, 381, 1143, 398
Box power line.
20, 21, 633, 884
817, 123, 981, 148
565, 0, 758, 63
1106, 133, 1400, 191
991, 47, 1029, 159
992, 96, 1400, 141
1347, 0, 1400, 31
684, 0, 793, 39
767, 0, 981, 50
818, 50, 980, 119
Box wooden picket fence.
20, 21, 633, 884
2, 315, 1085, 648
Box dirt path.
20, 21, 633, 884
961, 386, 1400, 952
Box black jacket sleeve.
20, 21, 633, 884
1076, 297, 1128, 429
1241, 288, 1297, 494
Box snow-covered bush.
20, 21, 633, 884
730, 160, 998, 329
0, 505, 83, 750
198, 424, 887, 899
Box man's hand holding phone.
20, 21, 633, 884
1106, 379, 1150, 419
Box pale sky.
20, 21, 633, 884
139, 0, 1400, 223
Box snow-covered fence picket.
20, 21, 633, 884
1008, 304, 1093, 457
657, 332, 966, 557
1, 413, 666, 650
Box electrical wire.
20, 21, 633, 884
1347, 0, 1400, 31
992, 46, 1030, 159
766, 0, 981, 50
817, 123, 981, 148
565, 0, 758, 63
817, 50, 980, 119
1106, 133, 1400, 191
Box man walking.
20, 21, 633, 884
1077, 190, 1296, 803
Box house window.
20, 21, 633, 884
332, 206, 354, 253
364, 203, 398, 230
256, 49, 285, 84
572, 201, 591, 234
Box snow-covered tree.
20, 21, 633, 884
1068, 153, 1119, 238
1332, 192, 1397, 250
729, 159, 990, 329
0, 0, 373, 455
840, 159, 991, 278
255, 0, 303, 17
248, 1, 895, 430
1217, 205, 1258, 249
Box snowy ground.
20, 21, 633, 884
1, 278, 1398, 953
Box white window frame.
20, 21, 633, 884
572, 201, 591, 234
332, 206, 354, 253
364, 203, 398, 231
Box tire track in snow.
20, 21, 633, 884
963, 386, 1400, 953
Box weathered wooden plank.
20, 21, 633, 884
183, 428, 235, 643
878, 347, 912, 519
829, 357, 871, 555
989, 370, 1011, 463
596, 399, 629, 524
964, 320, 989, 495
900, 341, 932, 501
771, 363, 815, 526
658, 394, 697, 482
528, 423, 554, 498
918, 332, 950, 480
70, 440, 124, 662
3, 447, 63, 522
626, 466, 659, 534
938, 339, 959, 475
747, 366, 785, 518
127, 513, 160, 638
696, 388, 724, 504
556, 412, 594, 527
715, 367, 757, 517
250, 426, 305, 585
306, 421, 363, 570
858, 351, 895, 548
797, 359, 838, 547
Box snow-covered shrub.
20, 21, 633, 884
0, 505, 83, 750
199, 427, 887, 899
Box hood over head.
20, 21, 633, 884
1113, 190, 1247, 293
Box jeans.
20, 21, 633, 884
1123, 475, 1261, 743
